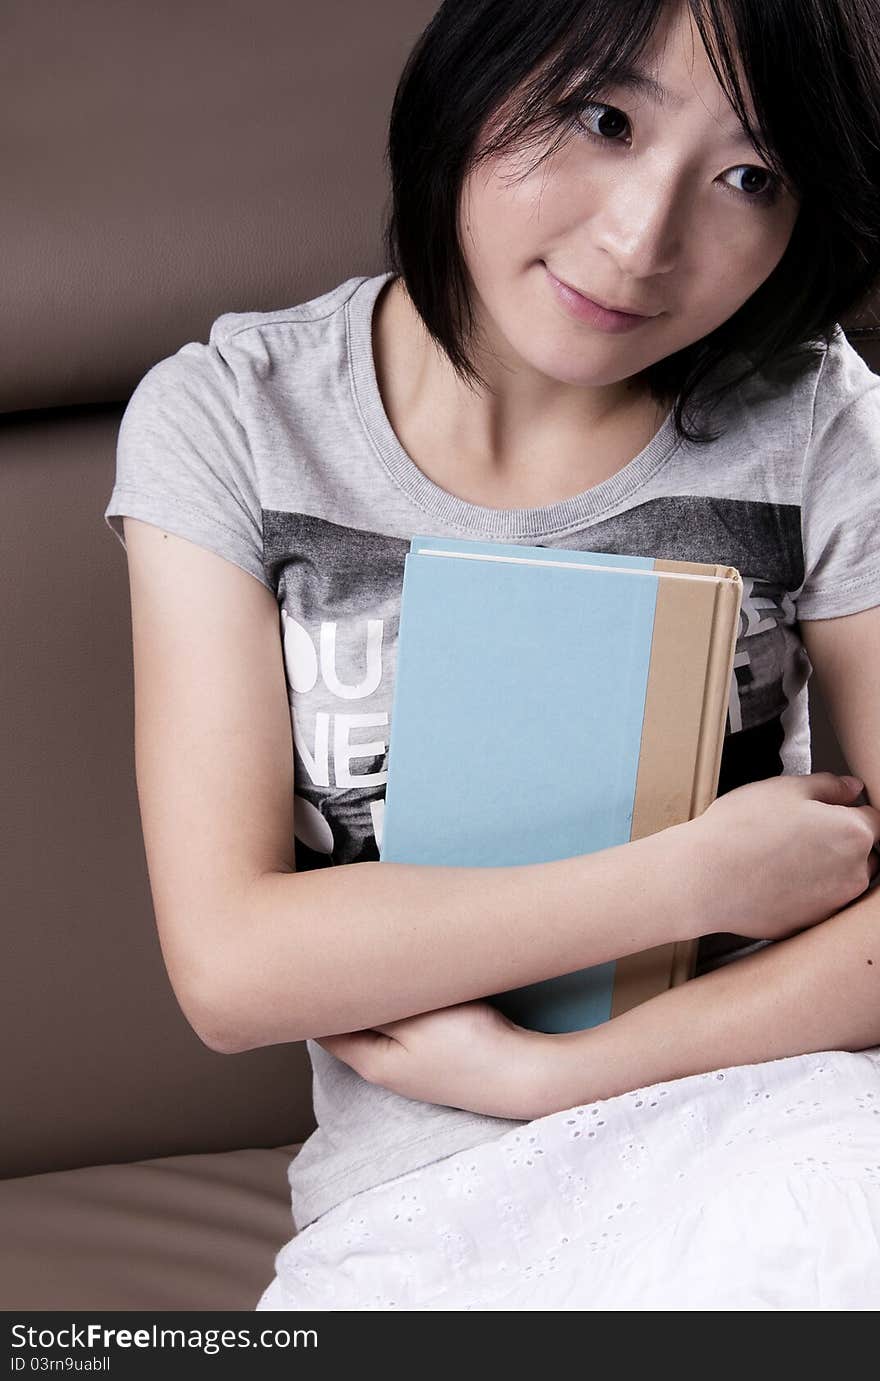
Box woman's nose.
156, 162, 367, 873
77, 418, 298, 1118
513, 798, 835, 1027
591, 168, 683, 279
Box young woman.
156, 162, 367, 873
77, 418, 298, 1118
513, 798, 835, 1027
105, 0, 880, 1308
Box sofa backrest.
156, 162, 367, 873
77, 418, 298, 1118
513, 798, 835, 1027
1, 0, 438, 1179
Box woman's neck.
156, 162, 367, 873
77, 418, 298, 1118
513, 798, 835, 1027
371, 275, 672, 510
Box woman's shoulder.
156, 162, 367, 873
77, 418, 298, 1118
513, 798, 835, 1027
124, 272, 383, 420
207, 273, 378, 350
763, 326, 876, 404
806, 325, 880, 420
704, 326, 879, 454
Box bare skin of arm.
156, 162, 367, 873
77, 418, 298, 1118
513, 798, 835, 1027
520, 880, 880, 1120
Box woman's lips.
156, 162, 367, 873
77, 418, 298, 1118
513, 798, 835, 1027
544, 266, 657, 333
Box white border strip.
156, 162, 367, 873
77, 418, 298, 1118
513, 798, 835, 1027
416, 548, 725, 583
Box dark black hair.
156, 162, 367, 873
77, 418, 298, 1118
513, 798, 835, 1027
382, 0, 880, 444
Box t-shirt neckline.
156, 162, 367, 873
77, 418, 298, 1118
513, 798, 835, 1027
346, 270, 681, 539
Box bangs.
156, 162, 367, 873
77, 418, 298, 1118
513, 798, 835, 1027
471, 1, 795, 195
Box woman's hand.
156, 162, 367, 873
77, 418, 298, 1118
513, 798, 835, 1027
690, 771, 880, 942
315, 999, 547, 1120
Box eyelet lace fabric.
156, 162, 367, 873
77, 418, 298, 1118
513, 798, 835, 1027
256, 1046, 880, 1311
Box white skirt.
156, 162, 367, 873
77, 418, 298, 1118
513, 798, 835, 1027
256, 1046, 880, 1311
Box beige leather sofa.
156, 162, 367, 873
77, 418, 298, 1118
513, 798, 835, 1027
1, 1, 877, 1312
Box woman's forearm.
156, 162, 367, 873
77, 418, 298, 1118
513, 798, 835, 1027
525, 882, 880, 1118
214, 817, 703, 1051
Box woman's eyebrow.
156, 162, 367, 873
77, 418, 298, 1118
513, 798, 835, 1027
612, 67, 684, 110
607, 66, 759, 147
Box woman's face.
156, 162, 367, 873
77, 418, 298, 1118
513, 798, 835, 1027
457, 0, 801, 389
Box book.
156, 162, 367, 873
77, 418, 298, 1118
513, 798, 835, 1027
380, 534, 743, 1034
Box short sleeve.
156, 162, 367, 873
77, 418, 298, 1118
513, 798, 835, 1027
797, 331, 880, 620
103, 336, 272, 592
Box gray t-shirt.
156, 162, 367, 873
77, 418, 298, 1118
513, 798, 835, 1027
104, 270, 880, 1232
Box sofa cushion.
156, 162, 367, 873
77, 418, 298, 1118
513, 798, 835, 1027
0, 1143, 302, 1311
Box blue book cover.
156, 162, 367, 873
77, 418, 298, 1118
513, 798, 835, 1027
380, 535, 741, 1033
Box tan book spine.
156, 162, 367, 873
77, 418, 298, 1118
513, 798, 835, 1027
610, 562, 743, 1018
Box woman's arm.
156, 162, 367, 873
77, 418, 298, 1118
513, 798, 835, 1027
522, 880, 880, 1120
123, 516, 704, 1054
226, 820, 701, 1049
123, 513, 879, 1064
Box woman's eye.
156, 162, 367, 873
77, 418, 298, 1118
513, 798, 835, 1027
576, 101, 630, 143
722, 165, 783, 206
